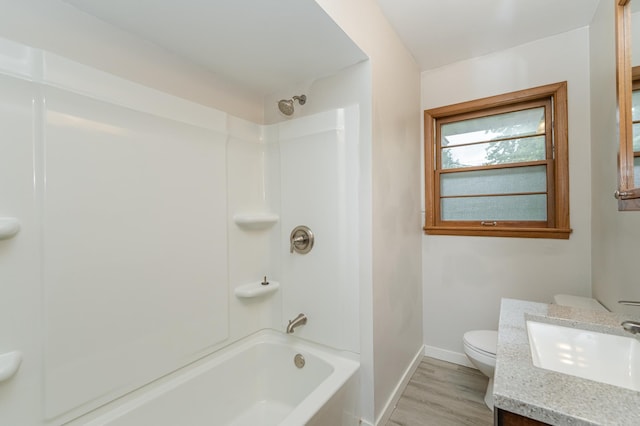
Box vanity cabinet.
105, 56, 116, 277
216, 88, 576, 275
495, 408, 550, 426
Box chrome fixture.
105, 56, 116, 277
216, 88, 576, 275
617, 302, 640, 334
290, 225, 314, 254
294, 353, 305, 368
278, 94, 306, 116
619, 300, 640, 306
261, 276, 269, 286
286, 313, 307, 334
622, 320, 640, 334
614, 190, 629, 199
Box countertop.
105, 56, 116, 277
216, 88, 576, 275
494, 298, 640, 425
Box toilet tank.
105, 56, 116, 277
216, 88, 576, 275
553, 294, 608, 312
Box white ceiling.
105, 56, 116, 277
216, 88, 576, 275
61, 0, 604, 96
61, 0, 367, 96
375, 0, 601, 71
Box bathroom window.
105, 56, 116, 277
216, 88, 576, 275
631, 67, 640, 188
423, 82, 571, 239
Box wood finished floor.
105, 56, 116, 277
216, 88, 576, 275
386, 357, 493, 426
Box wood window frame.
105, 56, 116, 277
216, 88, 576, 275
632, 66, 640, 172
424, 82, 571, 239
615, 0, 640, 210
621, 65, 640, 210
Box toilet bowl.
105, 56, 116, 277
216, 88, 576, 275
463, 330, 497, 410
463, 294, 607, 411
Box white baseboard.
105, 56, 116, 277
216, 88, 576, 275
375, 345, 424, 426
423, 344, 475, 369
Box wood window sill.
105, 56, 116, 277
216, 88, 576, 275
423, 226, 572, 239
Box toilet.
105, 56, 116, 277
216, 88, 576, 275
463, 329, 498, 409
463, 294, 607, 410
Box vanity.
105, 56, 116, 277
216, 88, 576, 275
493, 298, 640, 426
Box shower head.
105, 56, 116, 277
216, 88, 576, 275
278, 94, 306, 116
278, 99, 294, 116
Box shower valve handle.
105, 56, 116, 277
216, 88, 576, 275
290, 235, 306, 253
289, 226, 314, 254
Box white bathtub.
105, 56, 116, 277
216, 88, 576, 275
69, 330, 360, 426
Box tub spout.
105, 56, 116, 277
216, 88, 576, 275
286, 313, 307, 334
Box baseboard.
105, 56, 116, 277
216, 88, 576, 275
423, 344, 475, 369
374, 345, 424, 426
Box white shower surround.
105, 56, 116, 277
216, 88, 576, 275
275, 106, 361, 354
0, 37, 362, 424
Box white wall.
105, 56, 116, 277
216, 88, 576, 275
264, 61, 372, 358
226, 116, 283, 341
0, 42, 238, 424
421, 27, 593, 364
0, 0, 263, 123
0, 42, 43, 426
590, 1, 640, 313
313, 1, 423, 424
265, 60, 377, 422
274, 106, 361, 353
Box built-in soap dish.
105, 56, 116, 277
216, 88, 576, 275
0, 217, 20, 240
234, 279, 280, 299
0, 351, 22, 382
233, 213, 279, 230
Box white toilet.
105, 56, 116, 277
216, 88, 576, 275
463, 294, 607, 410
463, 329, 498, 409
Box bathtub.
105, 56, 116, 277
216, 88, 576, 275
69, 330, 360, 426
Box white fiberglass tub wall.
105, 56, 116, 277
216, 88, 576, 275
274, 106, 361, 354
0, 36, 362, 425
0, 38, 230, 423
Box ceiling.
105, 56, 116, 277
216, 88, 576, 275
375, 0, 601, 71
61, 0, 604, 96
61, 0, 367, 96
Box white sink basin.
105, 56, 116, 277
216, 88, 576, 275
526, 320, 640, 391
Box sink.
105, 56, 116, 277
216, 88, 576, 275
526, 320, 640, 391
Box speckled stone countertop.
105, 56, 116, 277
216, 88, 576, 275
494, 298, 640, 426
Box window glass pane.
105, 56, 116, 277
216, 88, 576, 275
632, 90, 640, 121
442, 136, 545, 168
633, 123, 640, 152
441, 107, 544, 147
441, 166, 547, 197
441, 194, 547, 221
635, 157, 640, 188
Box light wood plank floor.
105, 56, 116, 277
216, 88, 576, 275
386, 357, 493, 426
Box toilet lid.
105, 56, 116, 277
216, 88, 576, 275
464, 330, 498, 355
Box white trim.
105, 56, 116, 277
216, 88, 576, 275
423, 345, 475, 369
375, 345, 424, 426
